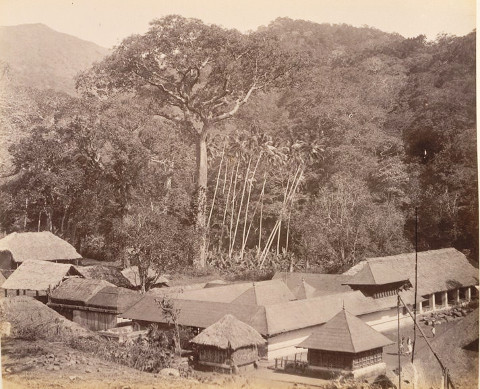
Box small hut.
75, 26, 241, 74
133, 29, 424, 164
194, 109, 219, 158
297, 308, 393, 379
190, 314, 265, 373
0, 231, 82, 269
1, 260, 82, 300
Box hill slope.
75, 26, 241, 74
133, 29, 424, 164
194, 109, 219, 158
0, 23, 109, 94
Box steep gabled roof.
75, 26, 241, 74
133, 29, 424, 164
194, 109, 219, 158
297, 309, 394, 353
120, 296, 269, 335
74, 265, 133, 288
344, 248, 478, 295
292, 279, 318, 300
170, 279, 295, 305
264, 290, 384, 335
0, 232, 81, 263
1, 260, 80, 291
346, 261, 408, 285
49, 277, 114, 305
86, 286, 142, 313
191, 314, 265, 349
273, 272, 353, 295
231, 280, 296, 305
121, 289, 388, 337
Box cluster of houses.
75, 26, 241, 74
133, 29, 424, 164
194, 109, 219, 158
0, 231, 478, 379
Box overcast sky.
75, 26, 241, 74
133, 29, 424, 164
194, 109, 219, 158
0, 0, 476, 48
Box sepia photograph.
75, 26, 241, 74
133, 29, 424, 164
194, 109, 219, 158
0, 0, 477, 388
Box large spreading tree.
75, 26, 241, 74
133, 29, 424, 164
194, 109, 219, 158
77, 15, 302, 267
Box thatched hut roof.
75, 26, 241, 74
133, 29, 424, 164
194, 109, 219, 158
346, 262, 408, 285
49, 278, 114, 305
86, 286, 142, 313
190, 314, 265, 350
297, 308, 394, 353
1, 260, 80, 291
0, 231, 81, 263
344, 248, 478, 295
273, 272, 353, 295
74, 265, 133, 288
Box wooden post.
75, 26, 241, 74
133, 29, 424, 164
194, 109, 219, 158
399, 295, 456, 389
429, 293, 436, 311
455, 289, 460, 304
442, 291, 448, 309
466, 287, 471, 301
397, 294, 401, 389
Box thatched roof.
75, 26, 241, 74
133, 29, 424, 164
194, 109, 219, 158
0, 231, 81, 263
231, 280, 296, 305
298, 308, 394, 353
121, 266, 169, 288
49, 277, 114, 305
74, 265, 133, 288
346, 261, 408, 285
273, 272, 353, 296
345, 248, 478, 295
190, 314, 265, 350
1, 260, 80, 291
171, 279, 296, 305
86, 286, 142, 313
292, 279, 318, 300
121, 289, 390, 336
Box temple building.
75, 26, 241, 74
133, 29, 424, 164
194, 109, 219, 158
297, 308, 393, 379
120, 248, 478, 359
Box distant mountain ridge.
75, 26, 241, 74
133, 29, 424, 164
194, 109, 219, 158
0, 23, 109, 94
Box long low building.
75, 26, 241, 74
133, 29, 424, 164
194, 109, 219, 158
48, 278, 143, 331
119, 248, 478, 359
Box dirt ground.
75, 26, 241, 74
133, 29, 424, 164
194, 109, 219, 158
1, 338, 308, 389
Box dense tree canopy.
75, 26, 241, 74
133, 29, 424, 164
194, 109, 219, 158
77, 15, 303, 267
0, 17, 477, 275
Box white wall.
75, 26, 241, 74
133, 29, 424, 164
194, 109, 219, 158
266, 326, 320, 359
363, 308, 413, 332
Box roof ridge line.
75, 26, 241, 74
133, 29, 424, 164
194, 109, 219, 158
345, 310, 356, 353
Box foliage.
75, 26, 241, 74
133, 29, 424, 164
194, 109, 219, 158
0, 18, 476, 272
69, 334, 175, 373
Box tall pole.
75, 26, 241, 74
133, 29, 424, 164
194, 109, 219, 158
397, 293, 402, 389
412, 206, 418, 363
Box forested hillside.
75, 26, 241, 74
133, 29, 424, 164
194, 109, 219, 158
0, 17, 476, 277
0, 24, 109, 94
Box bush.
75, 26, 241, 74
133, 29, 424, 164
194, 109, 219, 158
69, 335, 175, 372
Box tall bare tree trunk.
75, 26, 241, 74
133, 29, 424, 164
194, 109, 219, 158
24, 198, 28, 231
195, 130, 208, 268
230, 158, 251, 257
220, 160, 235, 251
